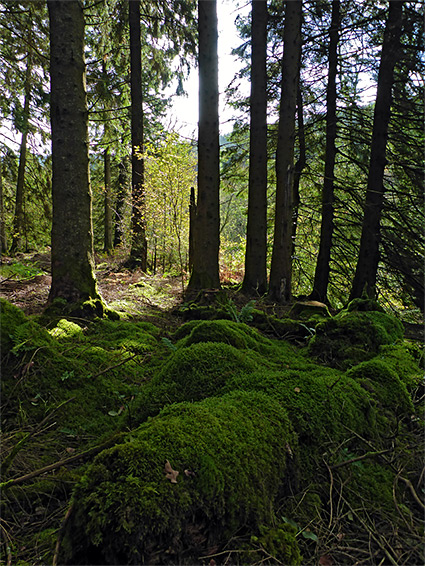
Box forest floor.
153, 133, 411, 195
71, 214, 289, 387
1, 248, 423, 340
1, 249, 424, 566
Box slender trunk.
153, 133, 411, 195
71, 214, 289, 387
188, 186, 196, 272
350, 0, 403, 301
10, 45, 32, 255
113, 154, 128, 247
103, 148, 113, 253
268, 0, 302, 302
292, 86, 306, 257
47, 0, 100, 307
242, 0, 268, 296
310, 0, 340, 303
129, 0, 147, 269
0, 159, 7, 255
187, 0, 220, 290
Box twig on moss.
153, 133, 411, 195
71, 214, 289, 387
52, 503, 74, 566
396, 474, 425, 511
330, 449, 391, 470
0, 434, 121, 490
0, 522, 12, 566
91, 352, 139, 379
323, 458, 334, 529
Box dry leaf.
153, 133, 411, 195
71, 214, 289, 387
164, 460, 179, 483
318, 555, 333, 566
294, 386, 301, 393
184, 469, 196, 477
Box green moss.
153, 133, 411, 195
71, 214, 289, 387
49, 319, 85, 340
377, 343, 423, 390
345, 298, 385, 312
308, 310, 404, 368
0, 298, 27, 351
173, 319, 273, 352
347, 359, 414, 414
256, 523, 302, 565
130, 341, 261, 423
61, 390, 293, 564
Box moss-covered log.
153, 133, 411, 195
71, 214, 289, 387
60, 391, 297, 564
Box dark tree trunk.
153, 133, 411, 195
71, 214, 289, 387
10, 43, 32, 255
350, 0, 403, 301
113, 154, 129, 248
292, 86, 306, 258
129, 0, 147, 269
242, 0, 268, 296
187, 0, 220, 290
47, 0, 100, 306
188, 186, 196, 272
268, 0, 302, 302
310, 0, 340, 303
0, 160, 7, 255
103, 148, 113, 254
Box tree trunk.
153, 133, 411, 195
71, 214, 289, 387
113, 154, 129, 248
47, 0, 100, 307
268, 0, 302, 302
310, 0, 340, 303
187, 0, 220, 290
350, 0, 403, 301
128, 0, 147, 270
10, 41, 32, 255
103, 148, 113, 254
292, 86, 306, 258
242, 0, 268, 296
0, 159, 7, 255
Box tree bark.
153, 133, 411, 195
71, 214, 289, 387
268, 0, 302, 302
10, 38, 32, 255
242, 0, 268, 296
350, 0, 403, 301
310, 0, 340, 303
47, 0, 100, 306
187, 0, 220, 290
103, 148, 113, 254
129, 0, 147, 270
114, 154, 129, 248
0, 159, 7, 255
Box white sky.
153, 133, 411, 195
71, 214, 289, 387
164, 0, 250, 138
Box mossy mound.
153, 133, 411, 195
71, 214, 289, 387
1, 301, 159, 437
129, 341, 261, 424
308, 309, 404, 368
346, 359, 413, 414
61, 391, 295, 565
173, 319, 273, 352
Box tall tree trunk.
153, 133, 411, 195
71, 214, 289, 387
242, 0, 268, 296
47, 0, 100, 308
103, 148, 113, 253
129, 0, 147, 270
310, 0, 340, 303
350, 0, 403, 301
10, 42, 32, 255
268, 0, 302, 302
0, 159, 7, 255
292, 86, 306, 258
113, 154, 129, 248
187, 0, 220, 290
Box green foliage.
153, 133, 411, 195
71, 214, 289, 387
0, 298, 27, 351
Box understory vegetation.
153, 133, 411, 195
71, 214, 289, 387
1, 268, 423, 565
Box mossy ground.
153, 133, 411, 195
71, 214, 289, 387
0, 295, 423, 565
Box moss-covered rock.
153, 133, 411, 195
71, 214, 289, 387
130, 341, 261, 423
308, 310, 404, 369
61, 390, 294, 565
346, 359, 414, 414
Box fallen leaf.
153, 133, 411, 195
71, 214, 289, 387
294, 386, 301, 393
164, 460, 179, 483
318, 554, 333, 566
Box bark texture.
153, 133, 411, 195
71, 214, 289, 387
311, 0, 340, 302
269, 0, 302, 302
188, 0, 220, 290
350, 1, 403, 300
47, 0, 99, 305
242, 0, 268, 296
129, 0, 147, 269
